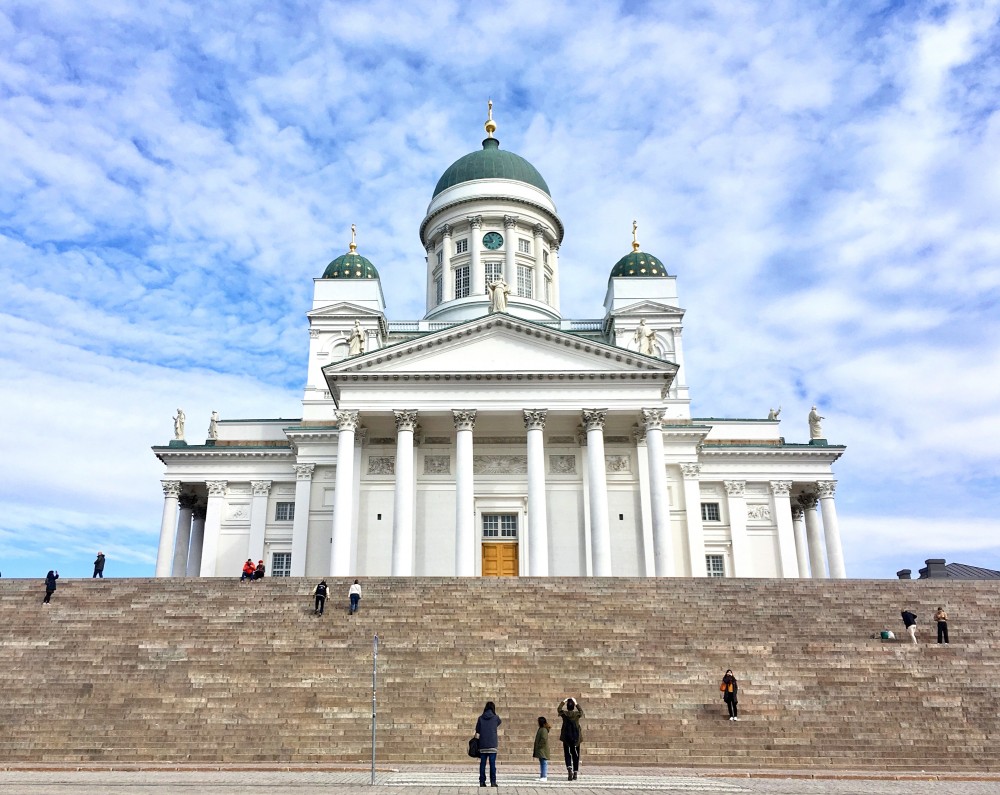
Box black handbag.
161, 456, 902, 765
467, 736, 480, 757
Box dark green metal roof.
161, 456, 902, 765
433, 137, 550, 198
610, 250, 667, 278
322, 252, 380, 279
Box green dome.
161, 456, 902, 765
610, 250, 668, 278
433, 137, 550, 198
322, 251, 380, 279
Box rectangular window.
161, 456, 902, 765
455, 238, 468, 254
482, 514, 518, 538
455, 265, 470, 299
706, 554, 726, 578
544, 277, 552, 304
435, 275, 443, 305
517, 264, 533, 298
543, 249, 549, 265
484, 261, 502, 284
436, 249, 443, 267
272, 552, 292, 578
275, 502, 295, 521
701, 502, 720, 522
518, 238, 531, 254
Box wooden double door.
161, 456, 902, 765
482, 543, 519, 577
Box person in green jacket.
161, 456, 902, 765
558, 697, 584, 780
533, 716, 551, 781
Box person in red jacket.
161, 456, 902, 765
240, 559, 255, 582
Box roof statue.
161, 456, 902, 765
487, 277, 511, 313
173, 409, 185, 441
208, 410, 219, 440
348, 320, 365, 356
809, 406, 825, 439
633, 318, 657, 356
768, 406, 781, 420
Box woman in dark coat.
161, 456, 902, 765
720, 669, 739, 720
558, 697, 584, 780
43, 570, 59, 604
474, 701, 501, 787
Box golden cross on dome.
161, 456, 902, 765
485, 99, 497, 138
349, 223, 357, 253
632, 220, 640, 252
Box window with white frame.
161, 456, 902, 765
275, 502, 295, 521
701, 502, 721, 522
455, 238, 468, 254
518, 238, 531, 254
436, 249, 443, 266
435, 274, 443, 305
272, 552, 292, 577
455, 265, 470, 298
705, 554, 726, 578
483, 514, 518, 539
517, 264, 533, 298
543, 249, 549, 265
484, 261, 502, 284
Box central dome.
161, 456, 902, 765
433, 137, 550, 198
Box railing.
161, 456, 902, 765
387, 318, 605, 334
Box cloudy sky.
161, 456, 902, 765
2, 0, 998, 580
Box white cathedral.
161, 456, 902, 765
153, 107, 846, 580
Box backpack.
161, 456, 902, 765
467, 736, 480, 757
316, 583, 327, 597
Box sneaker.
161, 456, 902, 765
733, 717, 739, 721
538, 777, 547, 782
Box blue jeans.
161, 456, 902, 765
350, 594, 360, 613
539, 758, 548, 778
479, 752, 497, 785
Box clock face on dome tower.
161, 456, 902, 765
482, 231, 504, 250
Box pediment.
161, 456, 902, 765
307, 302, 385, 320
323, 314, 677, 377
613, 300, 685, 317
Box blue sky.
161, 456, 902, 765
2, 0, 998, 580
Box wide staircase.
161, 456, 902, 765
0, 576, 995, 770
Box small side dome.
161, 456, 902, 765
322, 225, 380, 279
610, 220, 667, 277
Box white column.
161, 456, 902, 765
770, 481, 799, 578
790, 504, 809, 578
817, 481, 846, 578
199, 480, 227, 577
331, 410, 359, 577
524, 409, 549, 576
291, 465, 314, 576
724, 480, 750, 577
248, 480, 271, 565
532, 224, 546, 302
503, 215, 518, 287
425, 245, 435, 312
549, 242, 560, 312
799, 493, 827, 579
681, 463, 707, 576
469, 216, 483, 297
583, 409, 612, 576
453, 409, 477, 576
440, 224, 452, 301
391, 410, 418, 576
642, 409, 673, 577
634, 428, 654, 577
187, 506, 206, 577
155, 481, 181, 577
171, 493, 197, 576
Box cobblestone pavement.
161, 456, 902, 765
0, 768, 997, 794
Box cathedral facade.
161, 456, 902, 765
153, 110, 846, 580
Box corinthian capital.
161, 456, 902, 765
815, 481, 837, 499
770, 480, 793, 497
206, 480, 227, 497
453, 409, 477, 431
797, 493, 818, 510
791, 505, 805, 521
161, 480, 182, 499
294, 464, 315, 481
724, 480, 746, 497
582, 409, 607, 431
394, 409, 419, 432
523, 409, 548, 430
336, 410, 361, 431
251, 481, 272, 497
503, 214, 518, 229
680, 462, 702, 480
641, 408, 664, 430
467, 215, 482, 229
179, 493, 199, 510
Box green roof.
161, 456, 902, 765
322, 252, 380, 279
433, 137, 550, 198
610, 250, 667, 278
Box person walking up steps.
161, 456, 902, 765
533, 716, 551, 782
349, 579, 361, 614
42, 570, 59, 604
313, 580, 328, 616
901, 608, 918, 644
720, 670, 739, 720
92, 551, 106, 578
474, 700, 502, 787
557, 697, 584, 780
935, 606, 949, 644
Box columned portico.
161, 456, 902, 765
583, 409, 612, 576
789, 504, 809, 578
799, 493, 827, 579
524, 409, 549, 576
769, 481, 799, 578
291, 465, 314, 577
248, 480, 271, 565
642, 408, 672, 577
681, 463, 706, 576
453, 409, 477, 576
171, 493, 197, 576
155, 481, 181, 577
187, 506, 205, 577
817, 481, 846, 579
331, 411, 360, 576
199, 481, 227, 577
724, 480, 750, 577
391, 410, 418, 576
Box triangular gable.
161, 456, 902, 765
307, 301, 385, 320
612, 299, 685, 317
324, 314, 677, 376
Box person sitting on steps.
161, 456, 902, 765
240, 559, 255, 582
252, 560, 265, 581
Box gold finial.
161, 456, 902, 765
631, 220, 640, 252
349, 223, 357, 253
484, 98, 497, 138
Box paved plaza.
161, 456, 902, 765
0, 767, 997, 794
